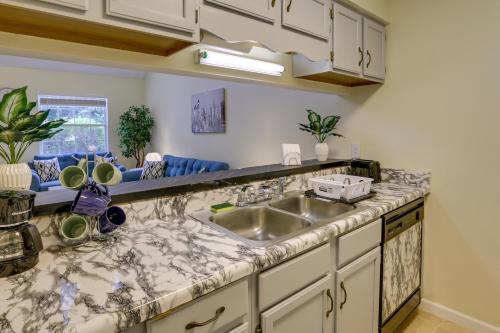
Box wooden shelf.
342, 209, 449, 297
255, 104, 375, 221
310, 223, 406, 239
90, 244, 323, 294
299, 71, 381, 87
0, 4, 193, 56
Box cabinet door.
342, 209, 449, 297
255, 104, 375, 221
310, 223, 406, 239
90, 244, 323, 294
204, 0, 278, 22
106, 0, 196, 33
332, 1, 362, 75
335, 247, 380, 333
363, 17, 385, 80
39, 0, 88, 10
260, 275, 333, 333
282, 0, 330, 40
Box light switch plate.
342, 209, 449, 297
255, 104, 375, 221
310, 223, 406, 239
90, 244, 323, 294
351, 143, 360, 159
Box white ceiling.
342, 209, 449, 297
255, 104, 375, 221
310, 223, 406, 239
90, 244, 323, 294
0, 54, 146, 79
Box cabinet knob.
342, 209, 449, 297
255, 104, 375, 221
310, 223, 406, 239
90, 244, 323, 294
271, 0, 276, 7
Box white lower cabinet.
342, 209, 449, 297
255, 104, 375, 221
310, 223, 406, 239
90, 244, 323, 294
335, 247, 381, 333
260, 274, 333, 333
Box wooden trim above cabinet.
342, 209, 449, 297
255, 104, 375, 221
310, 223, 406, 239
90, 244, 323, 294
0, 4, 193, 56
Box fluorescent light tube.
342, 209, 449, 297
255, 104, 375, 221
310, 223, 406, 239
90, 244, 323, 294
197, 49, 285, 76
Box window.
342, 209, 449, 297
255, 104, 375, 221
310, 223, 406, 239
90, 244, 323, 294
38, 95, 108, 155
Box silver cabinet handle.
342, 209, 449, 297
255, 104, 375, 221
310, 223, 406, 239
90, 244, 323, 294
326, 289, 334, 317
287, 0, 293, 12
366, 50, 372, 68
340, 282, 347, 309
185, 306, 225, 330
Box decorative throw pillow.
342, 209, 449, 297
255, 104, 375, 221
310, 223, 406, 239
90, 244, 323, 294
140, 161, 166, 180
95, 156, 118, 165
34, 157, 61, 182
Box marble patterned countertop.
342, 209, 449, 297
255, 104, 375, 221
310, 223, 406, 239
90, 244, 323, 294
0, 169, 430, 333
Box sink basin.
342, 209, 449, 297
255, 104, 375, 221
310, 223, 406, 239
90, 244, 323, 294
191, 206, 312, 247
269, 195, 357, 223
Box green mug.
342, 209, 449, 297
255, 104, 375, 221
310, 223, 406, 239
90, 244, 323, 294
59, 166, 87, 190
92, 162, 122, 186
60, 215, 89, 241
77, 158, 88, 172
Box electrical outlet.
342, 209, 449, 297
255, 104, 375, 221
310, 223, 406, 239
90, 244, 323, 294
351, 143, 361, 159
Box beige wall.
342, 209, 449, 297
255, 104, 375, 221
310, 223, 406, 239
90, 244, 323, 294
0, 65, 145, 168
341, 0, 500, 327
145, 72, 354, 169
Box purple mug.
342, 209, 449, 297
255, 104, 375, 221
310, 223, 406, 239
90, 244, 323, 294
71, 184, 111, 217
99, 206, 126, 234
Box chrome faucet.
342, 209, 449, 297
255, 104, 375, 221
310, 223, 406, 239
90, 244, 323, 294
274, 177, 286, 200
235, 177, 287, 207
236, 185, 256, 207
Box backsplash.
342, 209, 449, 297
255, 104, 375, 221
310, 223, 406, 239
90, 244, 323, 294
33, 166, 350, 247
381, 168, 431, 193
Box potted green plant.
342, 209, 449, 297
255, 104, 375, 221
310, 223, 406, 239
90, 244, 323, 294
298, 109, 343, 161
117, 105, 155, 167
0, 86, 66, 189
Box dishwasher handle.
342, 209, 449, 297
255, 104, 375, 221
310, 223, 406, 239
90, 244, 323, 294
384, 205, 424, 241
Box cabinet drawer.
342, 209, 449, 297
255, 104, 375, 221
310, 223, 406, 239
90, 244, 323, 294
147, 279, 248, 333
228, 322, 249, 333
337, 219, 381, 267
259, 243, 330, 310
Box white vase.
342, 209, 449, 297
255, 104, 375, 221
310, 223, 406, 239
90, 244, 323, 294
315, 142, 329, 161
0, 163, 32, 190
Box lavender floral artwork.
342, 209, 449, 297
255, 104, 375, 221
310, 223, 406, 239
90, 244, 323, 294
191, 88, 226, 133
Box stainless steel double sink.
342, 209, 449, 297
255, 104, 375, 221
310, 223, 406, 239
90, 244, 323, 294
191, 193, 366, 247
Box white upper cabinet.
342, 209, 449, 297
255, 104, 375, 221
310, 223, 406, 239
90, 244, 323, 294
200, 0, 330, 61
204, 0, 278, 22
39, 0, 88, 10
282, 0, 330, 40
363, 17, 385, 80
332, 1, 362, 75
106, 0, 196, 33
292, 2, 386, 86
335, 247, 380, 333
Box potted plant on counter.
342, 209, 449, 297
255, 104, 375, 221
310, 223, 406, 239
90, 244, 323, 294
0, 86, 66, 189
298, 109, 343, 161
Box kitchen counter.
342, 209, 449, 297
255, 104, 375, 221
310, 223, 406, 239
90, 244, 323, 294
0, 169, 430, 333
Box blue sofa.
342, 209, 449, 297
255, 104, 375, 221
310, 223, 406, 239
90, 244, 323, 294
122, 155, 229, 182
29, 152, 126, 191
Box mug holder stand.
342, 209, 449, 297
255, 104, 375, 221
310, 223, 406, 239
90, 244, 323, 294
59, 150, 121, 250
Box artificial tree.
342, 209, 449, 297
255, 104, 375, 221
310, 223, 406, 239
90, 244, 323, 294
117, 105, 155, 167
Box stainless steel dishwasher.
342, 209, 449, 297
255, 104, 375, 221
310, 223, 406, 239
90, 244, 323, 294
380, 198, 424, 333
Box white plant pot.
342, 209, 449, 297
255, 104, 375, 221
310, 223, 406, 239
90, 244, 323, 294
315, 143, 329, 161
0, 163, 32, 190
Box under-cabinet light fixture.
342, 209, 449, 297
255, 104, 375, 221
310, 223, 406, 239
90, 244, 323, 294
196, 49, 285, 76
